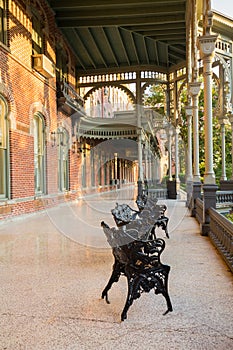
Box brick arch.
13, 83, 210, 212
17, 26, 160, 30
0, 82, 17, 129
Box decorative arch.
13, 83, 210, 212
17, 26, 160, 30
83, 83, 136, 105
214, 53, 232, 114
141, 81, 168, 118
141, 80, 167, 97
0, 82, 17, 129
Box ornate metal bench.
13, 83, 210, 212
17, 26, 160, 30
101, 220, 173, 321
111, 196, 170, 239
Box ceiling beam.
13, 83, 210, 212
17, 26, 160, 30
101, 28, 119, 67
71, 29, 97, 69
137, 29, 185, 37
131, 32, 140, 65
124, 23, 185, 31
56, 14, 185, 28
66, 29, 88, 70
148, 35, 186, 41
88, 28, 108, 68
143, 37, 150, 64
54, 4, 185, 19
117, 29, 131, 66
49, 0, 185, 9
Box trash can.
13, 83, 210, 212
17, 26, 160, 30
167, 180, 177, 199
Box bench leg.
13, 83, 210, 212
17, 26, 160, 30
154, 265, 173, 314
121, 275, 142, 321
102, 259, 122, 304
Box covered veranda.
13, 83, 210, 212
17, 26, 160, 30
47, 0, 233, 270
0, 1, 233, 347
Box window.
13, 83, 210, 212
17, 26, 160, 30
32, 8, 44, 54
57, 129, 69, 191
0, 95, 9, 198
34, 113, 45, 194
0, 0, 7, 45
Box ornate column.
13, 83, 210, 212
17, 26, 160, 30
168, 127, 173, 181
114, 152, 118, 185
189, 83, 202, 215
185, 105, 193, 182
197, 34, 218, 184
189, 82, 201, 182
136, 72, 143, 196
175, 125, 180, 195
185, 105, 193, 207
198, 25, 218, 235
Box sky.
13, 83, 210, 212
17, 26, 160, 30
212, 0, 233, 19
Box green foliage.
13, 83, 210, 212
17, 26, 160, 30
144, 84, 166, 115
179, 80, 231, 184
225, 212, 233, 223
143, 79, 232, 185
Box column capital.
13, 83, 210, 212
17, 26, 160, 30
188, 82, 201, 97
197, 34, 218, 58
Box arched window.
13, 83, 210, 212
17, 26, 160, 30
57, 128, 69, 191
34, 113, 45, 194
0, 0, 7, 45
0, 95, 9, 198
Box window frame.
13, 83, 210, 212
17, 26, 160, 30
34, 113, 46, 195
57, 128, 69, 192
0, 94, 10, 199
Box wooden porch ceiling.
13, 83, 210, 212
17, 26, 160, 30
47, 0, 187, 74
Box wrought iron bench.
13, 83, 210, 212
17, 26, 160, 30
101, 220, 173, 321
111, 197, 170, 239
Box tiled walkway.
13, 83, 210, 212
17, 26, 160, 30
0, 188, 233, 349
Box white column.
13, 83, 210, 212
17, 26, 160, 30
136, 74, 143, 183
189, 82, 201, 182
175, 126, 180, 183
198, 34, 218, 184
168, 127, 173, 181
185, 106, 193, 182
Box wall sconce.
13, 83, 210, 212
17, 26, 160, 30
51, 130, 67, 147
71, 140, 83, 155
51, 131, 57, 147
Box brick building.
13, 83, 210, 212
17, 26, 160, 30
0, 0, 83, 218
0, 0, 139, 219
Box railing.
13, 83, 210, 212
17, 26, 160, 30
209, 208, 233, 273
196, 198, 204, 225
147, 188, 167, 200
57, 81, 85, 115
216, 190, 233, 208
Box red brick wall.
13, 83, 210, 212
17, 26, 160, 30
0, 0, 81, 220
